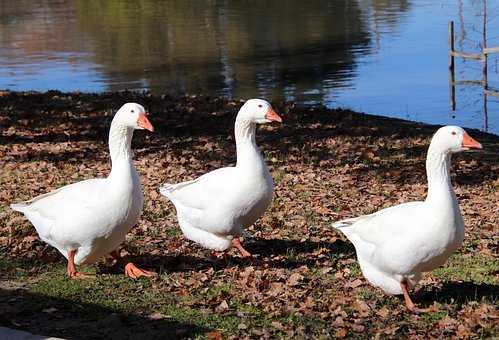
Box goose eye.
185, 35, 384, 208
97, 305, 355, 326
451, 131, 456, 136
131, 109, 135, 113
258, 104, 263, 108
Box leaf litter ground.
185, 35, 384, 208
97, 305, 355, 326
0, 91, 497, 339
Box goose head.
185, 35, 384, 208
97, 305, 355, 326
114, 103, 154, 132
237, 99, 282, 124
431, 126, 482, 153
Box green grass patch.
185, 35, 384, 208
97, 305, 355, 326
433, 254, 499, 285
346, 261, 362, 277
420, 310, 448, 324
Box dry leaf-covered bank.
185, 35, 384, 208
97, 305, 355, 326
0, 91, 498, 338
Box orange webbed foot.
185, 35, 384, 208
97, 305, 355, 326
124, 262, 157, 279
231, 238, 252, 258
400, 280, 437, 314
68, 271, 94, 279
66, 249, 93, 279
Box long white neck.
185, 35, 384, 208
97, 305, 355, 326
108, 118, 135, 180
425, 143, 455, 205
234, 116, 263, 170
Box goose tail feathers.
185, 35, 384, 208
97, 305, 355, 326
331, 217, 360, 230
10, 202, 30, 213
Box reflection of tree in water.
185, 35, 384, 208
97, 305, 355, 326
356, 0, 410, 50
0, 0, 34, 26
74, 0, 410, 102
0, 1, 85, 60
0, 0, 411, 103
358, 0, 410, 30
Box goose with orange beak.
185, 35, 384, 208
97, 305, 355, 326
11, 103, 156, 279
160, 99, 282, 257
332, 126, 482, 313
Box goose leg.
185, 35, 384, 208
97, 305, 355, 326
210, 250, 225, 259
400, 280, 438, 313
124, 262, 157, 279
400, 280, 417, 311
231, 238, 252, 258
111, 250, 157, 279
67, 249, 91, 278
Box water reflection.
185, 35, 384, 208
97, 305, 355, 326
75, 0, 400, 103
0, 1, 497, 133
0, 0, 409, 101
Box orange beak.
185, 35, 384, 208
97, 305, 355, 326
461, 132, 482, 149
265, 108, 283, 123
137, 112, 154, 132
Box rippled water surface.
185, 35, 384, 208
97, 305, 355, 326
0, 0, 498, 133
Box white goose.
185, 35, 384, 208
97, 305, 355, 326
11, 103, 156, 279
332, 126, 482, 312
160, 99, 282, 257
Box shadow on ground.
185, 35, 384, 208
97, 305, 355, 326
248, 237, 354, 258
0, 287, 207, 339
2, 91, 498, 188
417, 281, 499, 306
120, 237, 356, 274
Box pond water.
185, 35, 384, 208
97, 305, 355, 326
0, 0, 498, 134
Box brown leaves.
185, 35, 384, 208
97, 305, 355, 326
286, 272, 303, 286
0, 91, 498, 338
206, 330, 222, 340
345, 279, 364, 289
352, 299, 371, 318
376, 306, 390, 319
215, 300, 229, 313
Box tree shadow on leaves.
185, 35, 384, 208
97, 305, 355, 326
100, 253, 230, 275
416, 281, 499, 306
246, 237, 355, 270
0, 287, 208, 340
247, 237, 354, 258
124, 237, 356, 273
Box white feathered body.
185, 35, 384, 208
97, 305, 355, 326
11, 165, 143, 265
161, 162, 274, 251
334, 197, 464, 294
161, 115, 275, 251
333, 138, 466, 295
11, 108, 147, 266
